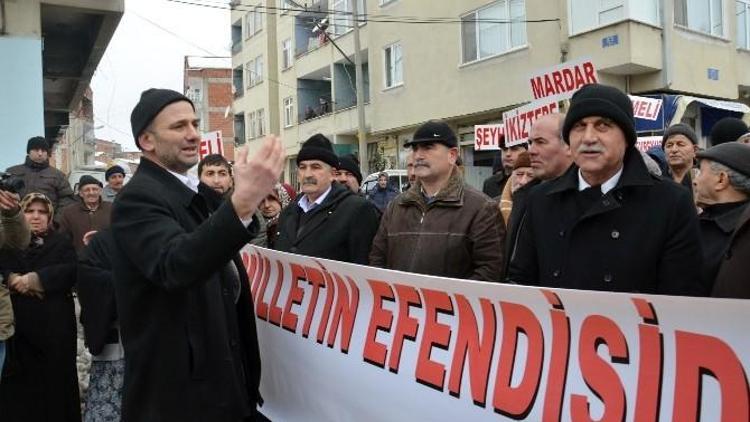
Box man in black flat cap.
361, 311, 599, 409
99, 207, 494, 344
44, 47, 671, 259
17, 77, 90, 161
273, 134, 379, 264
508, 83, 703, 296
692, 142, 750, 295
102, 165, 126, 203
58, 174, 112, 254
369, 120, 505, 281
111, 88, 284, 421
335, 153, 363, 194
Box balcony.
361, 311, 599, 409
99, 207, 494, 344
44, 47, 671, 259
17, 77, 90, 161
231, 20, 243, 55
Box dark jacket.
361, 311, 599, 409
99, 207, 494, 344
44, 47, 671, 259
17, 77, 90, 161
508, 150, 703, 295
370, 167, 505, 281
274, 182, 380, 264
503, 178, 541, 276
482, 171, 509, 198
697, 201, 749, 295
6, 157, 76, 211
0, 208, 30, 341
110, 157, 261, 422
0, 231, 80, 422
712, 204, 750, 298
368, 185, 399, 212
58, 199, 112, 255
77, 229, 118, 355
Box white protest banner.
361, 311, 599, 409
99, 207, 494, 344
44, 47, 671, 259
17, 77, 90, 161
630, 95, 663, 121
474, 124, 504, 151
502, 101, 559, 147
199, 130, 224, 159
636, 136, 663, 153
240, 246, 750, 422
529, 57, 598, 102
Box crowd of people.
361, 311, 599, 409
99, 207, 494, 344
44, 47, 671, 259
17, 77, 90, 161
0, 82, 748, 421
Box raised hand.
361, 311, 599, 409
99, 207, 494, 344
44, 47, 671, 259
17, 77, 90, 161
231, 135, 286, 220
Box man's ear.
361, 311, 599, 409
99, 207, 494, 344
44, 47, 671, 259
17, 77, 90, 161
139, 131, 155, 152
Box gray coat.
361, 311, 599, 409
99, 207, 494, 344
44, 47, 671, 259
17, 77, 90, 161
6, 158, 76, 211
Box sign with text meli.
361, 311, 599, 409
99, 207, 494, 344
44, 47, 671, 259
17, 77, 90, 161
629, 95, 663, 121
474, 124, 504, 151
199, 130, 224, 159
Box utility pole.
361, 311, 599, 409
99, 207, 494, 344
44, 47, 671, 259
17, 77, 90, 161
351, 0, 368, 175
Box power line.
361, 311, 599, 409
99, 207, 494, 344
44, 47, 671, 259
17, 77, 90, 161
167, 0, 560, 25
131, 10, 226, 56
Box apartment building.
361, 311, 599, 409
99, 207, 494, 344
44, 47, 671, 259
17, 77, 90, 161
231, 0, 750, 187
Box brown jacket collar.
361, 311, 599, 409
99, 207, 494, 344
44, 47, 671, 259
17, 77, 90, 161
399, 166, 464, 209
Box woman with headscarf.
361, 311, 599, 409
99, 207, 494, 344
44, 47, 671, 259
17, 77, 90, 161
0, 193, 80, 422
261, 183, 294, 248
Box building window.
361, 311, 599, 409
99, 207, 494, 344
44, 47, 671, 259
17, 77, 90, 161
254, 6, 263, 33
461, 0, 527, 64
254, 55, 264, 84
384, 43, 403, 88
244, 11, 253, 38
234, 113, 246, 144
284, 97, 294, 127
282, 39, 293, 69
331, 0, 367, 36
739, 0, 750, 49
279, 0, 293, 14
246, 60, 254, 88
256, 109, 266, 137
233, 65, 244, 97
232, 20, 243, 53
248, 111, 257, 139
675, 0, 723, 37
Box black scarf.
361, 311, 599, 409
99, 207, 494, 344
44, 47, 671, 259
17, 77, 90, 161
25, 156, 49, 171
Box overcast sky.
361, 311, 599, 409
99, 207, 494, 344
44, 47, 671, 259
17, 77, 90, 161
90, 0, 231, 151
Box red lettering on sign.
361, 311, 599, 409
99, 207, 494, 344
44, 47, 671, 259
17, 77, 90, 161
254, 256, 272, 320
363, 279, 396, 368
281, 263, 307, 333
415, 288, 454, 391
326, 274, 360, 353
447, 295, 496, 407
541, 291, 571, 422
302, 266, 326, 338
493, 302, 544, 419
389, 284, 422, 373
632, 298, 663, 422
570, 315, 629, 422
673, 331, 749, 422
316, 269, 336, 344
583, 61, 597, 84
267, 260, 285, 326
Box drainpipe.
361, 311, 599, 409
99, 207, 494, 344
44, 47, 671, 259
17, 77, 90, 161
1, 0, 7, 35
660, 0, 673, 90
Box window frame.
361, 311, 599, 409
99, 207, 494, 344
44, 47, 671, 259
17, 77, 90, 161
383, 42, 403, 89
283, 97, 294, 128
330, 0, 367, 37
737, 0, 750, 49
674, 0, 725, 37
460, 0, 528, 65
254, 55, 264, 85
281, 38, 293, 69
256, 108, 266, 137
247, 110, 257, 140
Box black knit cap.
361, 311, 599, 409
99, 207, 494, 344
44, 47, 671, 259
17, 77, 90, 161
27, 136, 50, 153
105, 165, 126, 180
697, 142, 750, 178
709, 117, 749, 146
662, 123, 698, 148
337, 153, 363, 184
405, 120, 457, 148
78, 175, 103, 190
130, 88, 194, 149
562, 83, 636, 147
296, 134, 339, 168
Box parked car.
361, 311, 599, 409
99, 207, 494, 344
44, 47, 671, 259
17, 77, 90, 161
360, 169, 408, 196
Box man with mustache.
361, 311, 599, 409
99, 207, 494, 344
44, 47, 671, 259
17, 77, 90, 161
274, 134, 379, 264
508, 84, 702, 295
370, 120, 505, 281
662, 123, 698, 201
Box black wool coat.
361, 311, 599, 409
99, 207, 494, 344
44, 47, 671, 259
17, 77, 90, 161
0, 231, 80, 422
274, 182, 380, 264
77, 229, 118, 355
712, 204, 750, 299
111, 157, 262, 422
508, 150, 703, 295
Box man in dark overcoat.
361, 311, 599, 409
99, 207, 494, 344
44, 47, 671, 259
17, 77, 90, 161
508, 84, 703, 295
111, 88, 284, 421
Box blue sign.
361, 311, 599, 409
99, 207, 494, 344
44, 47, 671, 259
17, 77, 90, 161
602, 34, 619, 48
708, 68, 720, 81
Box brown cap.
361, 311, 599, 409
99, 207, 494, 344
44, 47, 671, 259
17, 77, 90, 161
513, 151, 532, 170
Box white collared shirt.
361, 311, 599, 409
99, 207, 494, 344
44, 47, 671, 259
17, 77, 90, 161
166, 169, 200, 193
298, 185, 332, 213
578, 167, 623, 194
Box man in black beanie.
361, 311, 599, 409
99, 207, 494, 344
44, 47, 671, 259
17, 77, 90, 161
5, 136, 76, 213
110, 88, 284, 421
508, 83, 703, 296
335, 153, 363, 193
273, 133, 379, 264
102, 165, 126, 203
709, 117, 748, 146
662, 123, 698, 200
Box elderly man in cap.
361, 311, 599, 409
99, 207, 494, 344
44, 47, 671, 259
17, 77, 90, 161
111, 88, 284, 421
508, 84, 702, 295
370, 120, 505, 281
691, 143, 750, 296
335, 153, 363, 193
274, 134, 379, 264
662, 123, 699, 198
6, 136, 76, 212
102, 165, 126, 202
58, 175, 112, 255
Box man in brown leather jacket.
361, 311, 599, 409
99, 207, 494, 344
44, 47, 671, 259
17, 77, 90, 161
369, 120, 505, 282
